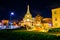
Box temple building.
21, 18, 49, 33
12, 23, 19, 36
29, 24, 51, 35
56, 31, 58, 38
42, 18, 52, 28
52, 8, 60, 28
23, 5, 33, 30
20, 5, 52, 32
34, 14, 43, 27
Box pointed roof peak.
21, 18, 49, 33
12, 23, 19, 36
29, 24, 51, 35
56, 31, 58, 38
27, 5, 30, 13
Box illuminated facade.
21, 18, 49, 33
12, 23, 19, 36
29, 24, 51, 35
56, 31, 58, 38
23, 5, 33, 30
20, 5, 52, 32
52, 8, 60, 28
34, 14, 43, 27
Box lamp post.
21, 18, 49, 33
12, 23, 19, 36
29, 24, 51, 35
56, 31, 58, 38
9, 12, 14, 29
10, 12, 14, 22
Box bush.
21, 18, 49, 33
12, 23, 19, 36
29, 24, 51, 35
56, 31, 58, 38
48, 28, 60, 32
0, 30, 60, 40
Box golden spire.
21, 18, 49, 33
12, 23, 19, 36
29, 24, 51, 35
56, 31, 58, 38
27, 5, 30, 13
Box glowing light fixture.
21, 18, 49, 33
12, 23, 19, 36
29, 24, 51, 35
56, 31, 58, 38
11, 12, 14, 15
27, 19, 30, 21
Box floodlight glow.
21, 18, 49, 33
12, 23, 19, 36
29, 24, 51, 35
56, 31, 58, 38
11, 12, 14, 15
27, 19, 30, 21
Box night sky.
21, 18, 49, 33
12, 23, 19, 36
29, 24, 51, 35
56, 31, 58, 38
0, 0, 60, 20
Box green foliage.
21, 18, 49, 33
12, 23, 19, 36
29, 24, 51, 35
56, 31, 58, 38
48, 28, 60, 32
0, 29, 60, 40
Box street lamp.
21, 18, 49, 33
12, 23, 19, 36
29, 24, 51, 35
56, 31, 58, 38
11, 12, 14, 15
9, 12, 14, 29
10, 12, 14, 22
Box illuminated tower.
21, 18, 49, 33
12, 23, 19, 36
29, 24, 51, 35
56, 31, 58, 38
52, 8, 60, 28
34, 14, 43, 27
23, 5, 32, 28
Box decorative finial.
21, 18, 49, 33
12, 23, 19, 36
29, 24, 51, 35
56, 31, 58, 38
27, 5, 30, 13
